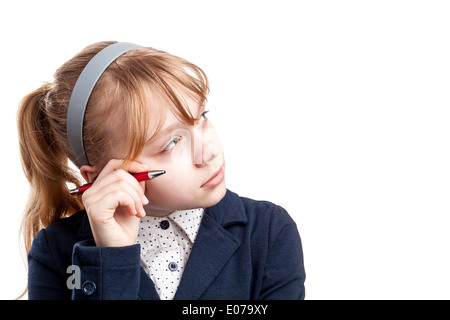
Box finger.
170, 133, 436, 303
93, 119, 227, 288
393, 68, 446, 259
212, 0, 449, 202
113, 169, 148, 204
84, 188, 137, 224
119, 160, 151, 177
95, 159, 127, 181
112, 189, 140, 217
107, 188, 142, 217
139, 181, 148, 203
95, 159, 149, 182
91, 180, 146, 217
95, 159, 149, 188
83, 159, 150, 210
89, 166, 146, 199
116, 161, 150, 204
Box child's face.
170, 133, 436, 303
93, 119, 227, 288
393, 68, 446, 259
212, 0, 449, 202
136, 96, 226, 216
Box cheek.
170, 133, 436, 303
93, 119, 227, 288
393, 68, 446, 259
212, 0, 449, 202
205, 125, 224, 157
143, 165, 197, 207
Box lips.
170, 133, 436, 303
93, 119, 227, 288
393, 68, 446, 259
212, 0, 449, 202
201, 166, 225, 188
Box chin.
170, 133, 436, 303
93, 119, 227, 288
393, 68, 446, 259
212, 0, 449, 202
200, 182, 227, 208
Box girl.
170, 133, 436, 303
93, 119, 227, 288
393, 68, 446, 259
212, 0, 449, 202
17, 41, 305, 300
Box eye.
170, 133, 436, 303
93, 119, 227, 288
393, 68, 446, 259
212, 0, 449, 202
163, 136, 182, 152
198, 110, 210, 122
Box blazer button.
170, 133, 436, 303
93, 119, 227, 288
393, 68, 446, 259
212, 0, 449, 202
81, 280, 96, 296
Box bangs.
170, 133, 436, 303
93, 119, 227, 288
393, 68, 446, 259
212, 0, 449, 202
86, 46, 209, 167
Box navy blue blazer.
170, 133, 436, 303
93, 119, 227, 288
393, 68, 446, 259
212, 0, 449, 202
28, 189, 306, 300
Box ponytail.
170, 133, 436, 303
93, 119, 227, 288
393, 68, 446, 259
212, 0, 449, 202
17, 83, 83, 257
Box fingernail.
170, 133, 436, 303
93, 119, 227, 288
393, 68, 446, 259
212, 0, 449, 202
142, 195, 149, 205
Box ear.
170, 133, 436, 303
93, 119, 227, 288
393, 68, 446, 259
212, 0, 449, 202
80, 165, 100, 183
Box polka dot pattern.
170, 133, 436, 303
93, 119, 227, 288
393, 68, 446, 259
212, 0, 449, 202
136, 208, 204, 300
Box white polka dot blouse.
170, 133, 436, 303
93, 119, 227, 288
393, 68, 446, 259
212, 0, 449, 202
135, 208, 204, 300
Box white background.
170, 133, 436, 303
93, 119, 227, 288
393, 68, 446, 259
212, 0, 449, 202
1, 0, 449, 299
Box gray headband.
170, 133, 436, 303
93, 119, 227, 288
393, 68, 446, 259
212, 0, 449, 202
66, 42, 142, 167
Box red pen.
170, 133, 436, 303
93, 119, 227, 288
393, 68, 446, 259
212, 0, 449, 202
69, 170, 166, 195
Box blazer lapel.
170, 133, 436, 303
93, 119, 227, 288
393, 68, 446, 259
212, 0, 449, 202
174, 189, 247, 300
137, 268, 161, 300
173, 212, 241, 300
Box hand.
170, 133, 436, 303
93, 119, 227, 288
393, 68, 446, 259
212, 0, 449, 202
82, 159, 150, 247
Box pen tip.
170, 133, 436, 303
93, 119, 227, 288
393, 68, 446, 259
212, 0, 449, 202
150, 170, 166, 179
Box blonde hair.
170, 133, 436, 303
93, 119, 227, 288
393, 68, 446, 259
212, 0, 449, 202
17, 41, 209, 281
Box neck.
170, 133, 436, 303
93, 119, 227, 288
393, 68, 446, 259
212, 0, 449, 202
143, 206, 173, 217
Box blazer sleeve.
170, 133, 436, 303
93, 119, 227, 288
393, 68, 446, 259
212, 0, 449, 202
28, 230, 142, 300
258, 205, 306, 300
70, 240, 141, 300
